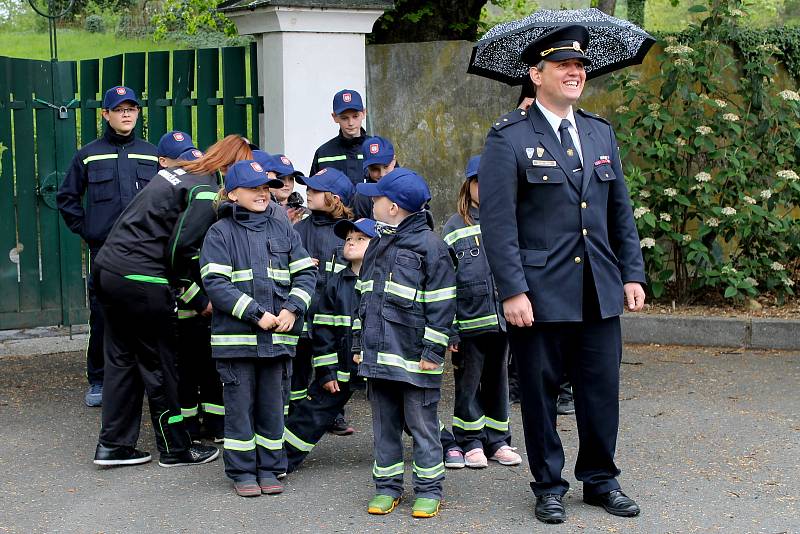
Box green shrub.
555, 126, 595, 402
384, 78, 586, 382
84, 14, 105, 33
610, 0, 800, 303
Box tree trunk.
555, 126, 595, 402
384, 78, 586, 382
592, 0, 617, 16
627, 0, 646, 26
371, 0, 489, 44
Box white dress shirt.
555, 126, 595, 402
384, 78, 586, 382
535, 100, 583, 164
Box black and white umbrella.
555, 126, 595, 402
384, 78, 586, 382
468, 8, 656, 85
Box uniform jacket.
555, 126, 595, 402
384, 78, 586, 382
478, 104, 645, 322
309, 129, 368, 185
292, 212, 348, 335
57, 127, 158, 249
310, 266, 360, 386
442, 207, 505, 342
353, 211, 457, 389
200, 202, 317, 359
94, 167, 219, 285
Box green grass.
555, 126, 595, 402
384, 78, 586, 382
0, 29, 185, 61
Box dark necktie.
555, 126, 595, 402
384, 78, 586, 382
559, 119, 582, 174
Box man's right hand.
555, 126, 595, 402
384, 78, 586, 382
258, 312, 278, 330
503, 293, 534, 327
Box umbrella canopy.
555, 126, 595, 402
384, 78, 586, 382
468, 8, 656, 85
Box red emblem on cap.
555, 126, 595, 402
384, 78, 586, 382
369, 143, 380, 155
280, 156, 291, 166
316, 168, 328, 175
342, 93, 352, 103
173, 132, 184, 142
116, 87, 126, 95
191, 150, 202, 158
250, 162, 264, 172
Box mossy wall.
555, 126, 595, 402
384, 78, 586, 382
365, 40, 660, 228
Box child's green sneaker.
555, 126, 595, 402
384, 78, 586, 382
411, 497, 441, 518
368, 494, 400, 515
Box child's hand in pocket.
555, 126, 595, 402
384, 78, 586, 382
274, 308, 297, 332
419, 359, 440, 371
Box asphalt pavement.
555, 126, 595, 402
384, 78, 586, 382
0, 345, 797, 533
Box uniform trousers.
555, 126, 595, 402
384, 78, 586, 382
216, 357, 290, 483
86, 248, 105, 386
369, 378, 444, 500
176, 315, 224, 438
288, 337, 313, 412
94, 268, 190, 455
452, 331, 512, 455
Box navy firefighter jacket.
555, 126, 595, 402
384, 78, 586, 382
309, 129, 368, 186
200, 201, 317, 359
310, 266, 360, 386
57, 127, 158, 250
478, 105, 646, 322
353, 211, 457, 389
442, 206, 506, 343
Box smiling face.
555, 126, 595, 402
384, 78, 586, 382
530, 59, 586, 115
271, 175, 295, 202
228, 183, 271, 212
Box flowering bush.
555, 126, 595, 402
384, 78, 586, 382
609, 0, 800, 303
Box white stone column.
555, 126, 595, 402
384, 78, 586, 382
223, 3, 390, 175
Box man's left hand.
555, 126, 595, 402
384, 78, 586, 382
624, 282, 646, 312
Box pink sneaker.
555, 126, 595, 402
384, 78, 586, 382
490, 445, 522, 466
464, 447, 488, 468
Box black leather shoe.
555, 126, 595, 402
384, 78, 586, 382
93, 443, 151, 466
556, 395, 575, 415
535, 494, 566, 524
584, 489, 640, 517
158, 444, 220, 467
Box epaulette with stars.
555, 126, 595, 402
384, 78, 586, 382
576, 108, 611, 125
491, 108, 529, 131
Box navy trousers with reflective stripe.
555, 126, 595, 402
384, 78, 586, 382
452, 331, 511, 455
177, 315, 223, 438
86, 248, 105, 386
369, 379, 444, 500
284, 377, 354, 472
217, 357, 289, 483
95, 268, 190, 455
288, 337, 313, 412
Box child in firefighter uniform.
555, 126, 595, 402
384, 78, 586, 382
283, 217, 376, 471
289, 168, 354, 428
442, 155, 522, 469
200, 160, 317, 497
353, 168, 457, 518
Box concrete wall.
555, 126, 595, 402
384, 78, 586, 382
365, 40, 656, 228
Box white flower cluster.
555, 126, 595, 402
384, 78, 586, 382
616, 105, 630, 113
640, 238, 656, 249
785, 279, 796, 287
626, 80, 640, 87
771, 261, 785, 271
675, 58, 694, 68
729, 8, 744, 16
777, 169, 799, 181
721, 206, 737, 216
778, 89, 800, 101
743, 195, 757, 205
682, 234, 693, 243
706, 217, 719, 227
639, 190, 651, 199
696, 126, 713, 135
633, 206, 651, 219
664, 45, 694, 55
660, 213, 672, 221
744, 277, 758, 287
676, 137, 687, 146
721, 265, 738, 275
722, 113, 740, 122
760, 189, 772, 199
664, 187, 678, 197
714, 99, 727, 108
756, 43, 780, 54
695, 171, 712, 182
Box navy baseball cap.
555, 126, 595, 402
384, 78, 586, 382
224, 160, 283, 191
356, 168, 431, 213
158, 131, 196, 159
332, 89, 364, 115
271, 154, 303, 177
465, 155, 481, 180
362, 136, 395, 169
334, 217, 377, 240
179, 148, 203, 161
297, 168, 355, 205
102, 86, 141, 109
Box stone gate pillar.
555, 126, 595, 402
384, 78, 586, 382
219, 0, 393, 175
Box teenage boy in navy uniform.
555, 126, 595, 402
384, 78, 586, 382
57, 86, 158, 407
309, 89, 368, 185
479, 25, 646, 524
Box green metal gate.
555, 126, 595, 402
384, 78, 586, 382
0, 43, 261, 330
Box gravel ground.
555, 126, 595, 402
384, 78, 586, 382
0, 345, 797, 533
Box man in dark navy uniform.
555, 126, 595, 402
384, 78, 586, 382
478, 25, 646, 524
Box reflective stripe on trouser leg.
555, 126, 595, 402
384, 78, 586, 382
452, 334, 488, 452
402, 383, 444, 500
254, 358, 289, 480
369, 379, 406, 499
288, 338, 313, 411
476, 333, 512, 455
